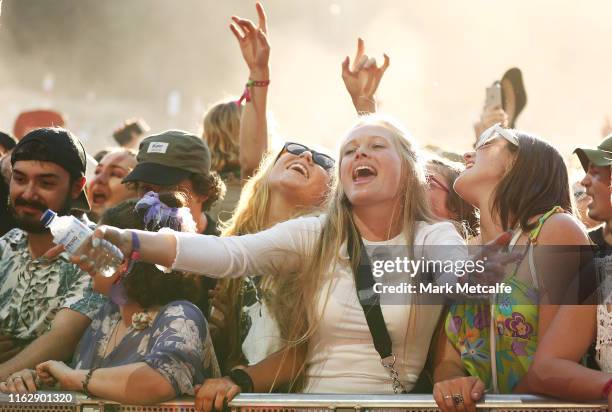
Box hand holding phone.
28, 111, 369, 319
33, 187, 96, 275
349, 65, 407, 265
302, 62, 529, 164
485, 81, 503, 109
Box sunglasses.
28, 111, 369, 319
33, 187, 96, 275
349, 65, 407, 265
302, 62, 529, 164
279, 142, 335, 171
426, 174, 450, 193
475, 123, 519, 150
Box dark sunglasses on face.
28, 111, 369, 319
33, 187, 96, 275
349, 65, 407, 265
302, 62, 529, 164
279, 142, 335, 171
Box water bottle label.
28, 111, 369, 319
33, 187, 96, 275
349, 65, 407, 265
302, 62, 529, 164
58, 221, 91, 255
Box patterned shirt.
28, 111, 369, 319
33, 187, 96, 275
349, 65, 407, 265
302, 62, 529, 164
0, 228, 106, 341
73, 300, 220, 395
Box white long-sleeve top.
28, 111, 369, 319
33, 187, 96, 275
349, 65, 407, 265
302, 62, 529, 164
171, 215, 466, 393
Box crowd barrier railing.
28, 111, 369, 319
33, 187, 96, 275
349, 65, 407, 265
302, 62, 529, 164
0, 392, 607, 412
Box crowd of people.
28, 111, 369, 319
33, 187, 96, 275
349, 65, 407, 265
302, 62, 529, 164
0, 3, 611, 412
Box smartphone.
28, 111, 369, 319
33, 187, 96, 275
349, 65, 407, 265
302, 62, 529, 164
485, 81, 503, 109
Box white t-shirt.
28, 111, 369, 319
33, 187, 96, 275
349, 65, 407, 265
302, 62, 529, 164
240, 276, 283, 365
171, 214, 466, 393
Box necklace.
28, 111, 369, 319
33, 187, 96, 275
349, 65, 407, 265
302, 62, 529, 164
101, 317, 123, 359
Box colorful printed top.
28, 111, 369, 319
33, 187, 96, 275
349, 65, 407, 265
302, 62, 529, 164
445, 207, 563, 393
73, 300, 221, 395
0, 228, 106, 341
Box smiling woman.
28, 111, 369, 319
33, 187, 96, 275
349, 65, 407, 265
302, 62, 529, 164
432, 125, 589, 411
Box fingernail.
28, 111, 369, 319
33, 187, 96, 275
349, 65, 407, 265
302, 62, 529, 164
92, 238, 100, 248
472, 392, 480, 399
80, 255, 88, 262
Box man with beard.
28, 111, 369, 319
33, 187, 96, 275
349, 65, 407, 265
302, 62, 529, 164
573, 135, 612, 370
0, 128, 105, 382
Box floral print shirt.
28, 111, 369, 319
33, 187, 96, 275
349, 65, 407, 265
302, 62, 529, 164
73, 300, 221, 396
0, 228, 106, 341
445, 207, 562, 393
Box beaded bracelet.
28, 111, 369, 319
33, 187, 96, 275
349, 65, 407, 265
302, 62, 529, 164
82, 368, 98, 397
236, 79, 270, 105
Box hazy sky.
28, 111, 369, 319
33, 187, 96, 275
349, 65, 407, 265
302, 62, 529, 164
1, 0, 610, 158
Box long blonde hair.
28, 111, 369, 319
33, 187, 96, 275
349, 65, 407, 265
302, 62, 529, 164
218, 149, 329, 373
287, 115, 437, 357
202, 100, 242, 173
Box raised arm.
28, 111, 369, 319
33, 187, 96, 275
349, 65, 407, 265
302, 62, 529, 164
341, 38, 389, 115
232, 2, 270, 179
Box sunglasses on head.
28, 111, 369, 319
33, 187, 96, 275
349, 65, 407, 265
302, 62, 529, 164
475, 123, 519, 150
279, 142, 335, 170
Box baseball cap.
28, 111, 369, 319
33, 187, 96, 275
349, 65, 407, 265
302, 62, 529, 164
123, 130, 211, 186
574, 134, 612, 172
11, 127, 90, 211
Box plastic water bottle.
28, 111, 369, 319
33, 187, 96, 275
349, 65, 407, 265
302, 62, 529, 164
41, 209, 124, 277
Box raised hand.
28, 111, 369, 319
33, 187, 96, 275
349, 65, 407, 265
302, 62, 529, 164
230, 2, 270, 76
341, 38, 390, 113
473, 105, 509, 142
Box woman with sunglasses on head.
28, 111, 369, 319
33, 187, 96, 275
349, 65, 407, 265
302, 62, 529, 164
199, 2, 332, 374
432, 124, 590, 412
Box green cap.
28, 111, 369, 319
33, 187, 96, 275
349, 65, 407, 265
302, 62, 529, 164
123, 130, 211, 186
574, 134, 612, 172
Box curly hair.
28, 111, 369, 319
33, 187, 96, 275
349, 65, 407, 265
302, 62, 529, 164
99, 192, 200, 309
190, 171, 226, 212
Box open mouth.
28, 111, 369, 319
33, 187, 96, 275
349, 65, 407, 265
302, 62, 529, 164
91, 190, 108, 205
352, 164, 377, 183
287, 162, 309, 179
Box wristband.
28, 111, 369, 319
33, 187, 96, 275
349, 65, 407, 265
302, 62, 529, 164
236, 79, 270, 105
228, 368, 254, 393
82, 368, 97, 397
603, 378, 612, 399
125, 231, 141, 275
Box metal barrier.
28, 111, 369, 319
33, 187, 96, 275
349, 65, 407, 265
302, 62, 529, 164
0, 393, 607, 412
228, 394, 607, 412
